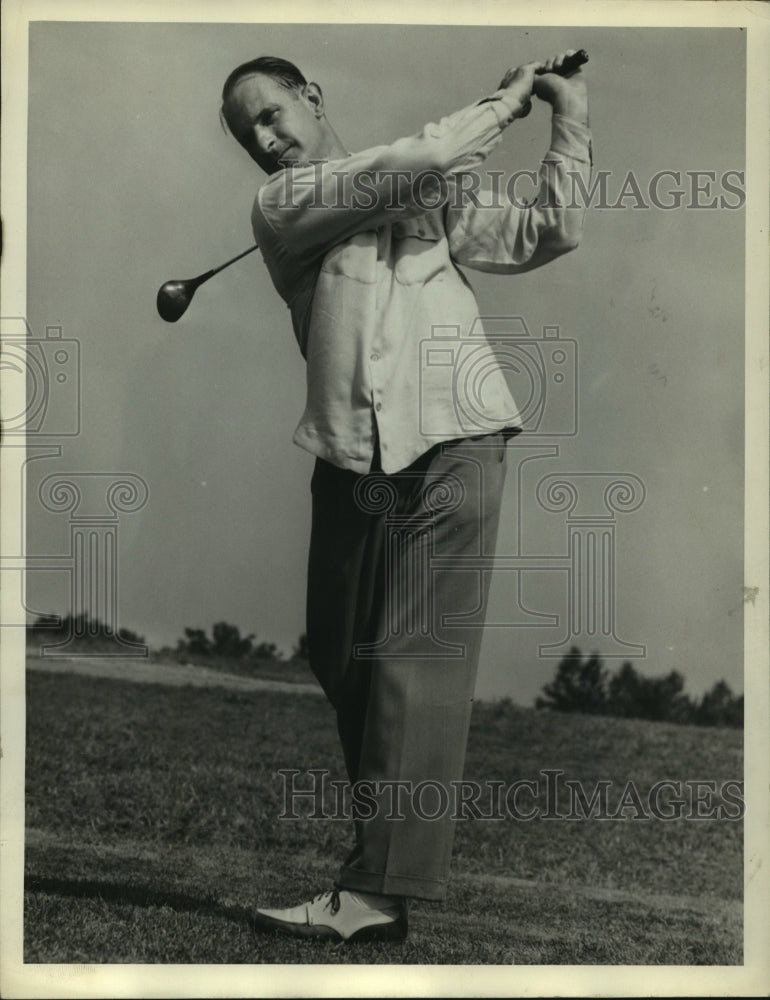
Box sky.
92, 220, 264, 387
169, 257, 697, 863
19, 19, 748, 704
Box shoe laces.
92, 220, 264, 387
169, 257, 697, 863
312, 888, 341, 915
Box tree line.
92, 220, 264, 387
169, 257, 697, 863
172, 621, 289, 663
27, 614, 304, 666
536, 647, 743, 728
26, 612, 145, 650
162, 622, 310, 679
27, 615, 742, 729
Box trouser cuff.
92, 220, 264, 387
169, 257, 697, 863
337, 865, 448, 901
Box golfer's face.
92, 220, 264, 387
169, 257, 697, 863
225, 74, 322, 174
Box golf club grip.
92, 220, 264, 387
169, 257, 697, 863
537, 49, 588, 76
519, 49, 588, 118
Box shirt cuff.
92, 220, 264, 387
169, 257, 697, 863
477, 88, 529, 128
550, 113, 593, 165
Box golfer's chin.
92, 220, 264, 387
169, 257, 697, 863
259, 148, 321, 175
253, 148, 298, 175
276, 148, 313, 170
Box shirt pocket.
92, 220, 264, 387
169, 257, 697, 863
319, 232, 378, 284
392, 216, 447, 286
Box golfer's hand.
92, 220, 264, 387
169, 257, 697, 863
497, 61, 542, 115
498, 51, 588, 125
532, 51, 588, 123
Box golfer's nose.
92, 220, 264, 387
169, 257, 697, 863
253, 124, 276, 155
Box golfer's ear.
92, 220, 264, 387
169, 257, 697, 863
304, 82, 324, 117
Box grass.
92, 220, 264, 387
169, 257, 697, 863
150, 649, 318, 685
24, 668, 743, 964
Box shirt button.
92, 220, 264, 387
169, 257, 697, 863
370, 352, 380, 362
375, 402, 383, 412
417, 228, 426, 237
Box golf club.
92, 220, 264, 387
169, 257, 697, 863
157, 244, 259, 322
156, 49, 587, 322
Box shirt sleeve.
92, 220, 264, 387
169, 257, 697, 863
444, 113, 593, 274
252, 91, 531, 264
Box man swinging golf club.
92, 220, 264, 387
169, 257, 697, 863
220, 49, 591, 944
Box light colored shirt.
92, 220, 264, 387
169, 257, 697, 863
251, 91, 592, 474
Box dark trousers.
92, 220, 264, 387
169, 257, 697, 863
307, 432, 507, 900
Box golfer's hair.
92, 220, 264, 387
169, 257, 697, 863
220, 56, 307, 135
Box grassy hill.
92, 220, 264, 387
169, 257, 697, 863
24, 665, 742, 964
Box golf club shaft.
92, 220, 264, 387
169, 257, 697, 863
201, 243, 259, 283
